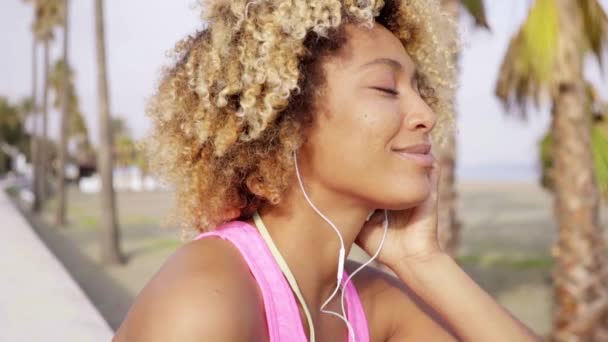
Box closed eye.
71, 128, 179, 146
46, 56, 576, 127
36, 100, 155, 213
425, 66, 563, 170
371, 87, 399, 96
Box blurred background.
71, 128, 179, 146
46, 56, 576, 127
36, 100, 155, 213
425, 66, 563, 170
1, 0, 608, 341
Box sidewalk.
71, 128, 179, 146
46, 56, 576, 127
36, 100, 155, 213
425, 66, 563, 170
0, 180, 114, 341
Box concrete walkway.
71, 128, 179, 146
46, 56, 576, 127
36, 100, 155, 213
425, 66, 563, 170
0, 179, 114, 341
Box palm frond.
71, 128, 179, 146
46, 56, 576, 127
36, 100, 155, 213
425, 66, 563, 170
23, 0, 65, 41
47, 58, 88, 140
580, 0, 608, 69
495, 0, 559, 116
461, 0, 490, 30
592, 123, 608, 200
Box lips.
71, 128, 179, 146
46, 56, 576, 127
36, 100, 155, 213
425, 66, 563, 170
392, 143, 431, 154
392, 144, 434, 167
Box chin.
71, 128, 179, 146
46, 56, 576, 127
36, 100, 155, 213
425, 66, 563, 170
383, 177, 431, 209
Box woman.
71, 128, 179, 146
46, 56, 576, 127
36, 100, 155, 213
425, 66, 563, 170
114, 0, 541, 340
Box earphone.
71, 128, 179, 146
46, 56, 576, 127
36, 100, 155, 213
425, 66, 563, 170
293, 149, 389, 342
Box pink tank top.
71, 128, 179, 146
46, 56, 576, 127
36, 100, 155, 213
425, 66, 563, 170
194, 220, 370, 342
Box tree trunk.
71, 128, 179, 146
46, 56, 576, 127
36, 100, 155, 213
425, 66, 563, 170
95, 0, 124, 265
38, 39, 50, 207
56, 0, 70, 226
550, 1, 608, 340
31, 37, 41, 213
437, 0, 462, 258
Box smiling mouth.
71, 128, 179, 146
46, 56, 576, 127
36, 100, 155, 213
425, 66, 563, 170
393, 150, 435, 167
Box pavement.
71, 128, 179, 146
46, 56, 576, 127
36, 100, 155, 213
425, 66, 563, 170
0, 178, 114, 342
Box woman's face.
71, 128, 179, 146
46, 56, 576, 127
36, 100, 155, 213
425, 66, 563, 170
301, 22, 437, 211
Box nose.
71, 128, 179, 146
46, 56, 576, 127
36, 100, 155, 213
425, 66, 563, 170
403, 97, 437, 134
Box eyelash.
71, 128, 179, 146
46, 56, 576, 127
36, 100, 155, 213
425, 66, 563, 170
372, 87, 399, 96
371, 76, 422, 97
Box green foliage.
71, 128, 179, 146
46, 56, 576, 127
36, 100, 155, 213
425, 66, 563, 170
523, 0, 559, 86
0, 97, 31, 174
591, 122, 608, 199
461, 0, 490, 29
5, 186, 20, 197
539, 131, 553, 191
111, 117, 130, 138
580, 0, 608, 66
23, 0, 65, 41
495, 0, 559, 113
0, 98, 26, 146
495, 0, 608, 114
48, 58, 90, 143
115, 135, 136, 167
17, 97, 35, 118
111, 117, 147, 171
48, 58, 95, 168
540, 126, 608, 201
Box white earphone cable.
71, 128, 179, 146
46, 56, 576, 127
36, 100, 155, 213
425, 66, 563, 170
340, 210, 389, 326
293, 150, 346, 284
293, 150, 389, 342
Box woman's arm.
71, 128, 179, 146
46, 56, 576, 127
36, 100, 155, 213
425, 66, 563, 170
357, 166, 541, 341
388, 252, 543, 342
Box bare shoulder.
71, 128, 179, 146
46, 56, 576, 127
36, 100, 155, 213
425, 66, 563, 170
113, 237, 266, 342
345, 260, 459, 341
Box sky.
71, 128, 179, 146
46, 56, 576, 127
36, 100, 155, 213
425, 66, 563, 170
1, 0, 607, 181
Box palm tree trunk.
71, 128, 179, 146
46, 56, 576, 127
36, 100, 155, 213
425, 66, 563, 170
550, 81, 608, 342
56, 0, 69, 226
550, 1, 608, 340
95, 0, 124, 265
31, 36, 41, 213
39, 38, 50, 207
437, 0, 462, 257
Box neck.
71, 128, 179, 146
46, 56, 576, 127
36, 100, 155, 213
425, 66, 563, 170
246, 172, 374, 310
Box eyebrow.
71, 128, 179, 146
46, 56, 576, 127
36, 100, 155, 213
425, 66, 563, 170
359, 57, 403, 71
359, 57, 419, 81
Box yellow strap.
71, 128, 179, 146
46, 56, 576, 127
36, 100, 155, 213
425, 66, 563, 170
253, 211, 316, 342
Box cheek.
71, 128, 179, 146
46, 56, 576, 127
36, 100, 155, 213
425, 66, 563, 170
309, 113, 431, 208
321, 99, 402, 172
358, 110, 433, 207
360, 99, 402, 130
350, 100, 402, 152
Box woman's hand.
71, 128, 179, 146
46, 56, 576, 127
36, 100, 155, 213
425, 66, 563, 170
355, 162, 443, 268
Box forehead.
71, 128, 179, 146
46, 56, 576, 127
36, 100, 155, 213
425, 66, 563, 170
335, 23, 416, 71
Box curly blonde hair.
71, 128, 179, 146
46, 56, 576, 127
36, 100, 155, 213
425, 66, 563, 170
143, 0, 458, 236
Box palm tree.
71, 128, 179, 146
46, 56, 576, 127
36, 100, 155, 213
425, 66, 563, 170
458, 0, 490, 29
495, 0, 608, 340
48, 60, 89, 151
24, 0, 42, 211
56, 0, 70, 226
437, 0, 489, 257
24, 0, 64, 211
29, 31, 39, 205
40, 34, 50, 204
48, 54, 89, 225
16, 98, 35, 140
94, 0, 124, 265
